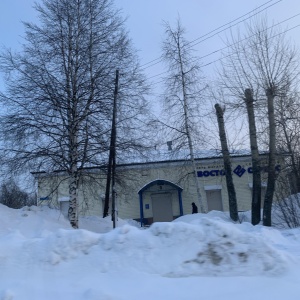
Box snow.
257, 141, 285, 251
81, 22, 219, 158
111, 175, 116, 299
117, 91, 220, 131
117, 149, 252, 164
1, 205, 300, 299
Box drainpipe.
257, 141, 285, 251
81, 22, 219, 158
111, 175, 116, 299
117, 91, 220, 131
178, 190, 183, 216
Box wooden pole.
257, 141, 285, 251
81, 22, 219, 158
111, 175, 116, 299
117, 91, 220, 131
103, 70, 119, 227
111, 70, 119, 228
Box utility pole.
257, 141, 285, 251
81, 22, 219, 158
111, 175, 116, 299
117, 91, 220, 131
103, 70, 119, 229
111, 70, 119, 228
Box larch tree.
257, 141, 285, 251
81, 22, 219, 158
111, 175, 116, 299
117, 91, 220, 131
0, 0, 149, 228
161, 19, 206, 213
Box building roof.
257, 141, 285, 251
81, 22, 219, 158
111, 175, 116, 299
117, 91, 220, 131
31, 149, 271, 176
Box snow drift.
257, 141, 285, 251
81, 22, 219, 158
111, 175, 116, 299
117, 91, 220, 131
0, 205, 290, 279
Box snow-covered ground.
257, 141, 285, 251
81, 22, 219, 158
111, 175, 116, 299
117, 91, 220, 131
1, 204, 300, 300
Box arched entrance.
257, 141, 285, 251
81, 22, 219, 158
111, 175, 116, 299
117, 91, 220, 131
138, 179, 183, 226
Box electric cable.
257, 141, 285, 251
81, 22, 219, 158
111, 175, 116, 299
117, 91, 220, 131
148, 15, 300, 84
140, 0, 282, 70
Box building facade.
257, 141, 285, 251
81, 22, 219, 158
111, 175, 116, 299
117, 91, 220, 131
33, 154, 282, 225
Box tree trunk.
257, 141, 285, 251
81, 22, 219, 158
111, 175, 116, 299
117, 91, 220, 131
103, 159, 112, 218
244, 89, 261, 225
263, 88, 276, 226
215, 104, 238, 221
178, 47, 205, 213
68, 168, 78, 229
68, 131, 79, 229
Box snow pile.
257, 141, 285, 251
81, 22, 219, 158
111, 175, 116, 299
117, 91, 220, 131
0, 204, 139, 236
0, 206, 289, 278
0, 204, 71, 238
1, 204, 300, 299
143, 219, 288, 276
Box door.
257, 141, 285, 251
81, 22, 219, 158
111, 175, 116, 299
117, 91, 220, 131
151, 193, 173, 222
206, 190, 223, 211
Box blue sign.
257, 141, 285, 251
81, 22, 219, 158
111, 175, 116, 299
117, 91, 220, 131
197, 165, 281, 178
247, 165, 281, 173
233, 165, 246, 178
197, 170, 225, 177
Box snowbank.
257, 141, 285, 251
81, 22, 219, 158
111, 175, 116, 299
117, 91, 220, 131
0, 205, 291, 278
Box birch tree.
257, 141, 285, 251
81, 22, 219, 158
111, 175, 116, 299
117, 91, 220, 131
0, 0, 149, 228
161, 19, 206, 212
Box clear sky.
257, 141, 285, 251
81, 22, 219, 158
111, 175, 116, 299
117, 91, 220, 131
0, 0, 300, 98
114, 0, 300, 90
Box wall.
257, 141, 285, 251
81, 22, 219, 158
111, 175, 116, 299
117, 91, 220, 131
34, 155, 283, 220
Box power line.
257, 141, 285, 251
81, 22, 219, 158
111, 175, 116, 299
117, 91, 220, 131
148, 13, 300, 79
148, 70, 168, 81
140, 57, 162, 69
191, 12, 300, 65
150, 22, 300, 86
200, 23, 300, 68
140, 0, 281, 70
187, 0, 282, 48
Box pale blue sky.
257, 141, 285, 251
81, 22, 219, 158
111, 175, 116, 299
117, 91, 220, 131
1, 0, 300, 93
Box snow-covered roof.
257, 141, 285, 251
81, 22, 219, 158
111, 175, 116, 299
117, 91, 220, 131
32, 149, 270, 176
117, 149, 252, 165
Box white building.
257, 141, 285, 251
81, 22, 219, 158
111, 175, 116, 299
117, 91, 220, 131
32, 152, 282, 226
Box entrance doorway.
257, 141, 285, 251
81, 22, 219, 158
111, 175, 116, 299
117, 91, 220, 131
206, 190, 223, 211
151, 193, 173, 222
138, 179, 183, 226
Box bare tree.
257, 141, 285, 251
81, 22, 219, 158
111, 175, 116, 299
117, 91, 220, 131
244, 89, 262, 225
218, 17, 299, 226
271, 89, 300, 228
160, 19, 206, 212
0, 180, 35, 209
276, 90, 300, 193
272, 192, 300, 229
0, 0, 149, 228
215, 104, 238, 221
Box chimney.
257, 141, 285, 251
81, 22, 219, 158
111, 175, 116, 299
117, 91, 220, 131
167, 141, 172, 151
